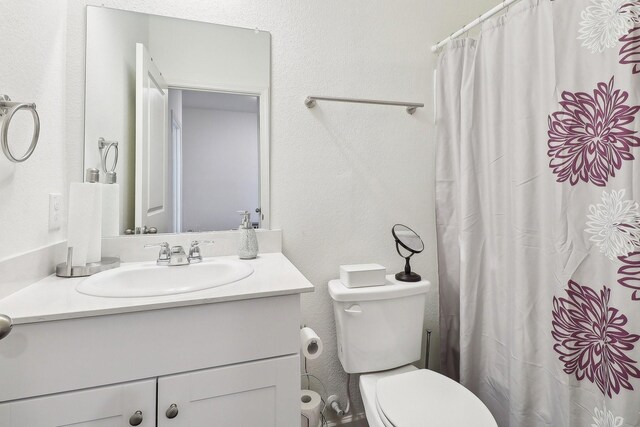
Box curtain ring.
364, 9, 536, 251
0, 101, 40, 163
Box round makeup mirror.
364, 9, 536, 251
392, 224, 424, 282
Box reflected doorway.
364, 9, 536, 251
168, 89, 260, 232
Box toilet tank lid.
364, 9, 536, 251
328, 276, 430, 302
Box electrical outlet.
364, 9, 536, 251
49, 193, 62, 230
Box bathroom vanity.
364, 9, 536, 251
0, 253, 313, 426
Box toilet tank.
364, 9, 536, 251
328, 277, 430, 374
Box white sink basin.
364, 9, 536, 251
76, 259, 254, 298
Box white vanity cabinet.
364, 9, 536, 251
0, 356, 297, 427
0, 292, 305, 427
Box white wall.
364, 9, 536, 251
0, 0, 502, 423
0, 0, 68, 260
181, 107, 259, 231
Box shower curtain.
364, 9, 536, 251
435, 0, 640, 425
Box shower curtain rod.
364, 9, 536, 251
431, 0, 523, 53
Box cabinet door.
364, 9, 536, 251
158, 355, 299, 427
0, 379, 156, 427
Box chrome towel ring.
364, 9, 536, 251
0, 94, 40, 163
98, 137, 119, 183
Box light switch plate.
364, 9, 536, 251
49, 193, 62, 230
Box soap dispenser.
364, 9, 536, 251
237, 211, 258, 259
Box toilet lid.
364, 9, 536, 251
376, 369, 497, 427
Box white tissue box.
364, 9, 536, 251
339, 264, 386, 288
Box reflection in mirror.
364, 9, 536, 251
171, 90, 259, 232
84, 7, 270, 236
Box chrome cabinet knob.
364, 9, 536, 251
0, 314, 12, 341
129, 410, 143, 426
166, 403, 179, 419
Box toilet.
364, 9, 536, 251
329, 277, 497, 427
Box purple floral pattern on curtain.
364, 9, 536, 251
547, 77, 640, 186
618, 252, 640, 299
436, 1, 640, 423
551, 280, 640, 397
619, 26, 640, 74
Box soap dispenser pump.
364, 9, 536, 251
237, 211, 258, 259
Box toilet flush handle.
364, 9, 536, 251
344, 305, 362, 315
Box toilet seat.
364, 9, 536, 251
360, 366, 497, 427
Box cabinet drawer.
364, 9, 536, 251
0, 294, 300, 402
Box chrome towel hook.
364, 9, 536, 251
0, 94, 40, 163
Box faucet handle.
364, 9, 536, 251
144, 241, 170, 250
188, 240, 214, 263
145, 242, 171, 265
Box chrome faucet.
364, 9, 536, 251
145, 242, 188, 266
146, 241, 213, 266
188, 240, 214, 264
168, 246, 189, 266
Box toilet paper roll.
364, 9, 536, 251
67, 182, 102, 266
300, 327, 323, 360
300, 390, 322, 427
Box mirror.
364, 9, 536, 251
392, 224, 424, 282
84, 7, 270, 236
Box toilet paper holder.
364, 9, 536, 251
300, 326, 323, 360
56, 247, 121, 278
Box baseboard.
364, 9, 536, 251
326, 412, 368, 427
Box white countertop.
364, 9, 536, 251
0, 253, 314, 325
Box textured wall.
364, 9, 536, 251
3, 0, 500, 423
0, 0, 68, 260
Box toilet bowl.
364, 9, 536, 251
329, 277, 497, 427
